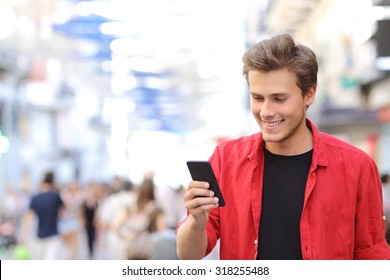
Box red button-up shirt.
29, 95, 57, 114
199, 119, 390, 259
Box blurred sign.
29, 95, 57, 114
52, 14, 115, 41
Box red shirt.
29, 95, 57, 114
197, 119, 389, 259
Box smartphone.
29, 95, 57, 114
186, 161, 225, 207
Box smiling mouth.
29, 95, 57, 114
263, 120, 283, 127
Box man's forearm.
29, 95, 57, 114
176, 215, 208, 260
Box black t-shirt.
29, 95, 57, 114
257, 148, 313, 260
30, 191, 64, 238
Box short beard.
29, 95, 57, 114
262, 109, 306, 145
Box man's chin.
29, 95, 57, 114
262, 135, 281, 144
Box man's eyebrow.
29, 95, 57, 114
250, 92, 288, 96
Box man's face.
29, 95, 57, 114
248, 68, 315, 153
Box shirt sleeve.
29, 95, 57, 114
203, 148, 223, 256
354, 159, 390, 259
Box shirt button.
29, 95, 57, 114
254, 240, 258, 245
383, 216, 387, 221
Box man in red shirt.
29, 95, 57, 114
176, 34, 390, 260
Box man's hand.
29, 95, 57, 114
184, 181, 219, 226
176, 180, 219, 260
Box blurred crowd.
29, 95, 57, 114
0, 171, 186, 260
1, 169, 389, 260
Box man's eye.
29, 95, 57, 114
275, 97, 286, 102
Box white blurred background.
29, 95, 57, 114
1, 0, 390, 259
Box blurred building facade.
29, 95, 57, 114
0, 0, 390, 195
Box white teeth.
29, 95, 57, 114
264, 120, 283, 127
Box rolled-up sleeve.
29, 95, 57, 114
354, 159, 390, 259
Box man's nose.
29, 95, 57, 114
259, 100, 274, 119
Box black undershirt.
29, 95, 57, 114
257, 148, 313, 260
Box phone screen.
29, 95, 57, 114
186, 161, 225, 207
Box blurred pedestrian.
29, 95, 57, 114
97, 179, 136, 259
58, 182, 84, 259
381, 174, 390, 244
18, 171, 64, 259
112, 176, 162, 259
81, 182, 100, 258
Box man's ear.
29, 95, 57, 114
304, 85, 316, 106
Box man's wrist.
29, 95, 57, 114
187, 214, 207, 231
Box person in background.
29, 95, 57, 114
111, 176, 162, 259
18, 171, 64, 259
58, 182, 84, 259
176, 34, 390, 260
80, 182, 101, 259
381, 174, 390, 244
97, 179, 136, 259
148, 208, 179, 260
0, 184, 29, 250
